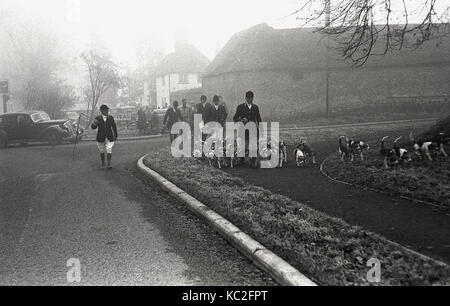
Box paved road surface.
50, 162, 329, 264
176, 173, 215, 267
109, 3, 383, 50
0, 139, 274, 286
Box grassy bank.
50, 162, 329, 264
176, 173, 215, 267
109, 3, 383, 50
323, 151, 450, 207
279, 120, 433, 148
143, 149, 450, 286
322, 116, 450, 207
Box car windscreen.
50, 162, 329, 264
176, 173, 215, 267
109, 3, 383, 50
31, 112, 50, 123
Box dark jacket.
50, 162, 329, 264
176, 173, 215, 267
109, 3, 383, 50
91, 115, 118, 142
195, 102, 214, 123
210, 104, 228, 126
233, 103, 262, 125
163, 107, 182, 131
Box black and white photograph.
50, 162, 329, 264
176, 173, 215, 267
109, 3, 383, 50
1, 0, 450, 293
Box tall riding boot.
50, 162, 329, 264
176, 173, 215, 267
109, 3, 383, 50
100, 153, 106, 169
106, 153, 112, 169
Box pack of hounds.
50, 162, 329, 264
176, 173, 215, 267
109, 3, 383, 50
193, 131, 449, 170
339, 132, 449, 169
193, 137, 317, 169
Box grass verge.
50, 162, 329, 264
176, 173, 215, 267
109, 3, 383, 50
143, 149, 450, 286
322, 150, 450, 207
322, 115, 450, 207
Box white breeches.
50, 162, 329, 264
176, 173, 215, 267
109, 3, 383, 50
97, 139, 115, 154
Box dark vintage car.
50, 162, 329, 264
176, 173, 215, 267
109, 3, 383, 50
0, 111, 84, 148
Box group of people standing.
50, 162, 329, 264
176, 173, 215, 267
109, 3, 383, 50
137, 106, 160, 135
163, 94, 231, 143
163, 91, 262, 157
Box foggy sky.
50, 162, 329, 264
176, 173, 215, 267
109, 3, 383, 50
1, 0, 448, 64
0, 0, 300, 63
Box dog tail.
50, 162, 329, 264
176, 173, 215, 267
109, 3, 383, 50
394, 136, 402, 143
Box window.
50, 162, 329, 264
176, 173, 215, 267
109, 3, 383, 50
17, 115, 32, 125
197, 74, 202, 84
161, 76, 165, 87
179, 73, 188, 84
30, 112, 50, 123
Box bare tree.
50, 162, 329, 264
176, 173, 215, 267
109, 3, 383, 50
294, 0, 450, 66
0, 12, 76, 117
81, 47, 120, 127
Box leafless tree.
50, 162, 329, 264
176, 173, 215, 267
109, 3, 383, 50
0, 12, 76, 117
81, 46, 120, 127
294, 0, 450, 66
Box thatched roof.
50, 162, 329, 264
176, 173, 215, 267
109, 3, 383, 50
155, 44, 210, 76
204, 23, 450, 77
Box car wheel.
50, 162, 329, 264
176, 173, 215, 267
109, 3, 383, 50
47, 130, 62, 146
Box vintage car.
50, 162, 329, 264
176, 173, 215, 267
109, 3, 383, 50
0, 111, 84, 148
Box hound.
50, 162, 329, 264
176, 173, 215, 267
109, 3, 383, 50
393, 137, 412, 164
348, 140, 370, 161
234, 137, 246, 167
294, 147, 306, 167
295, 139, 316, 165
215, 139, 227, 169
205, 141, 216, 167
339, 136, 355, 162
279, 141, 288, 167
380, 136, 396, 169
259, 140, 273, 163
433, 132, 449, 157
224, 137, 236, 168
410, 132, 434, 161
193, 140, 204, 158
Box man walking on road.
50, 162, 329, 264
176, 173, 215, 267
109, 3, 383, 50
91, 104, 118, 170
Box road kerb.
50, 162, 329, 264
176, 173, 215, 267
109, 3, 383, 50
137, 154, 317, 287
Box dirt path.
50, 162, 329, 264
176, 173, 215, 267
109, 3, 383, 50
225, 128, 450, 264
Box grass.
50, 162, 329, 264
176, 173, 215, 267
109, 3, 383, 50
322, 116, 450, 207
279, 120, 433, 148
323, 151, 450, 207
421, 115, 450, 139
143, 149, 450, 286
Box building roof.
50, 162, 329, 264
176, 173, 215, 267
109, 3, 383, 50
204, 23, 450, 77
155, 43, 211, 76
